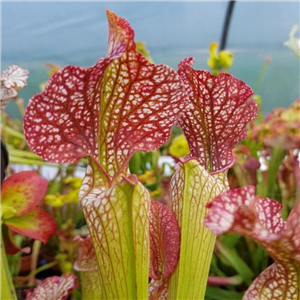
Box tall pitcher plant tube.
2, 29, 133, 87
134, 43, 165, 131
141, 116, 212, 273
168, 58, 258, 299
24, 10, 186, 299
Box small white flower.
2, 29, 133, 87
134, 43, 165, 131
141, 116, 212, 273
0, 82, 18, 101
0, 65, 29, 89
284, 25, 300, 58
0, 65, 29, 113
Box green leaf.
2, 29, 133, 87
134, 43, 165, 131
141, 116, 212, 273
253, 245, 269, 275
1, 125, 25, 140
216, 241, 253, 286
129, 152, 141, 175
205, 286, 243, 300
1, 235, 17, 300
219, 233, 241, 248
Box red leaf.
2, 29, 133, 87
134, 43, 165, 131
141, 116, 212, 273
205, 186, 287, 246
4, 208, 56, 244
1, 171, 48, 218
149, 201, 180, 281
205, 186, 257, 236
25, 273, 78, 300
24, 10, 186, 184
205, 187, 300, 300
177, 58, 258, 173
280, 203, 300, 263
74, 235, 97, 272
106, 9, 135, 57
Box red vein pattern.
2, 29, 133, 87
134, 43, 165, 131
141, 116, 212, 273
244, 263, 299, 300
149, 201, 180, 281
24, 10, 186, 184
25, 273, 78, 300
177, 58, 258, 173
23, 10, 186, 298
205, 186, 300, 300
79, 172, 150, 299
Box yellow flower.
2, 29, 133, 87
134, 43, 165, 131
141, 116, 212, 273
45, 62, 61, 77
44, 194, 64, 208
13, 138, 20, 147
56, 253, 73, 274
138, 170, 156, 185
40, 63, 62, 91
135, 41, 154, 63
63, 177, 82, 189
169, 134, 190, 158
39, 82, 47, 92
207, 42, 219, 70
150, 188, 162, 198
44, 177, 82, 207
208, 42, 233, 75
219, 50, 233, 69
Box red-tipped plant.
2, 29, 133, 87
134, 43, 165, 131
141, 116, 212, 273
24, 9, 186, 299
167, 58, 258, 299
22, 8, 262, 300
149, 201, 180, 298
1, 171, 56, 300
205, 186, 300, 300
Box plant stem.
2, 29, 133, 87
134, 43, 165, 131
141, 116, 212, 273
254, 57, 271, 92
267, 147, 286, 198
7, 148, 43, 160
1, 126, 25, 140
28, 240, 41, 286
207, 275, 242, 286
215, 240, 253, 286
232, 164, 248, 187
16, 98, 25, 117
258, 146, 286, 198
1, 232, 17, 300
9, 156, 63, 168
24, 261, 58, 280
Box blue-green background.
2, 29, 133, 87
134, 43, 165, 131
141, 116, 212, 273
2, 1, 300, 118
